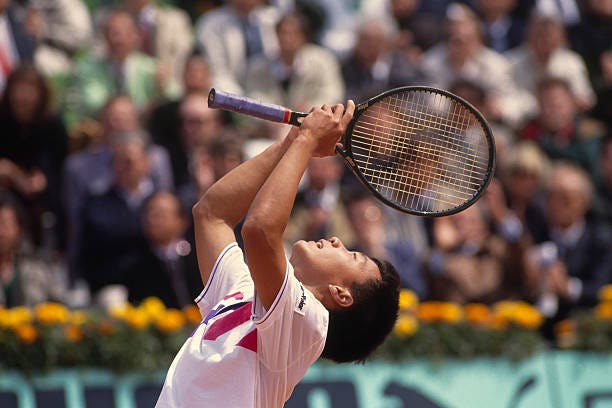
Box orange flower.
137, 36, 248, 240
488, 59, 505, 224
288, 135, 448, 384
125, 309, 150, 330
14, 324, 38, 344
595, 303, 612, 320
511, 303, 543, 329
438, 303, 463, 324
417, 302, 442, 323
35, 303, 70, 325
155, 309, 186, 334
598, 285, 612, 303
554, 320, 576, 349
465, 303, 492, 325
182, 305, 202, 326
64, 325, 84, 342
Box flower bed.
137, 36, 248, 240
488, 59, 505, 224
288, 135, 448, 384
2, 286, 612, 373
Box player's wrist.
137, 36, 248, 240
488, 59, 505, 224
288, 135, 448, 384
294, 131, 318, 153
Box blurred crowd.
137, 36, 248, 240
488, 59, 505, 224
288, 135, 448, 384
0, 0, 611, 338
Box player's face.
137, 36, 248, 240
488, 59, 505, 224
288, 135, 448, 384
289, 237, 380, 289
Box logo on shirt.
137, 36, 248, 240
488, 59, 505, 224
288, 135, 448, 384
296, 284, 307, 315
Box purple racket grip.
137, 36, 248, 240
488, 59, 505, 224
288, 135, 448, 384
208, 88, 291, 124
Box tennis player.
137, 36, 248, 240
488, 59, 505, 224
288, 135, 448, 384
156, 101, 400, 407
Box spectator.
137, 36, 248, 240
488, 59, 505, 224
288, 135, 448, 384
148, 52, 215, 165
0, 65, 68, 251
63, 95, 173, 238
341, 16, 429, 102
389, 0, 446, 54
68, 8, 178, 126
592, 134, 612, 226
519, 77, 606, 179
524, 161, 612, 326
284, 156, 355, 250
506, 9, 596, 121
421, 3, 522, 126
0, 192, 67, 307
497, 141, 550, 240
125, 191, 201, 309
75, 130, 158, 297
245, 12, 344, 112
474, 0, 525, 53
345, 189, 425, 298
195, 0, 280, 94
123, 0, 193, 88
426, 200, 526, 304
0, 0, 37, 91
568, 0, 612, 92
23, 0, 93, 77
167, 92, 225, 189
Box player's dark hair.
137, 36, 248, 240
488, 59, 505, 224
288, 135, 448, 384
321, 258, 400, 363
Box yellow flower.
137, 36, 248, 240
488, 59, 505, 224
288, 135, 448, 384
394, 315, 418, 338
511, 303, 543, 329
465, 303, 492, 325
595, 303, 612, 320
139, 297, 166, 319
14, 324, 38, 344
439, 303, 463, 324
492, 301, 543, 329
598, 285, 612, 303
35, 303, 70, 325
1, 307, 33, 328
398, 290, 419, 311
182, 305, 202, 326
109, 304, 134, 320
125, 309, 150, 330
64, 325, 84, 342
155, 309, 186, 334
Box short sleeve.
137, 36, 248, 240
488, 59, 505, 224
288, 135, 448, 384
253, 264, 328, 375
194, 243, 253, 317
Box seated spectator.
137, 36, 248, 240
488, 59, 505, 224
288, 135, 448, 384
506, 9, 596, 121
284, 156, 355, 250
341, 17, 429, 102
75, 130, 159, 297
497, 141, 550, 240
524, 161, 612, 328
0, 0, 36, 91
474, 0, 525, 53
63, 95, 173, 245
519, 77, 606, 179
0, 65, 68, 251
122, 0, 193, 88
68, 8, 178, 126
421, 3, 522, 126
245, 11, 344, 112
148, 52, 216, 164
345, 189, 425, 298
426, 199, 526, 304
125, 191, 201, 309
23, 0, 93, 77
389, 0, 446, 54
195, 0, 280, 94
167, 92, 225, 189
592, 134, 612, 226
0, 192, 67, 307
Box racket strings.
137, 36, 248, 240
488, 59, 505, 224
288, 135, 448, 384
350, 90, 491, 213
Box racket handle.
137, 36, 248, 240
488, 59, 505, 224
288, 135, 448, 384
208, 88, 306, 126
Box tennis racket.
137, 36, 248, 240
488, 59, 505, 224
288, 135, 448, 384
208, 86, 495, 217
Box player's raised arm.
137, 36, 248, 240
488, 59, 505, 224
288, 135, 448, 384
192, 127, 299, 286
241, 102, 354, 309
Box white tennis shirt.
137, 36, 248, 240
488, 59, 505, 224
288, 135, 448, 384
156, 242, 329, 408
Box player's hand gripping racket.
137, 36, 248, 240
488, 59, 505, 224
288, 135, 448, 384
208, 87, 495, 216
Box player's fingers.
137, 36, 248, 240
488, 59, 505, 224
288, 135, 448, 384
331, 103, 344, 121
341, 100, 355, 127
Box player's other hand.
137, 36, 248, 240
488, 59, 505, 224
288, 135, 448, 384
299, 100, 354, 157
